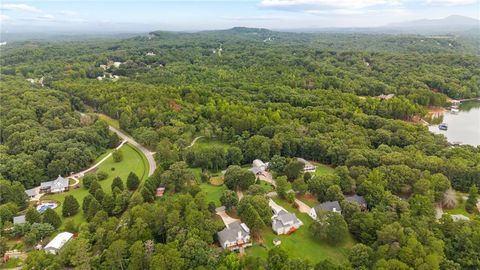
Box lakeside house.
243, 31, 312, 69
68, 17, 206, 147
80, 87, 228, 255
269, 199, 303, 235
345, 195, 368, 210
13, 215, 26, 225
296, 158, 316, 173
40, 175, 69, 194
217, 222, 252, 251
309, 201, 342, 219
44, 232, 74, 254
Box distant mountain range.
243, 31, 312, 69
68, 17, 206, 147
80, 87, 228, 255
381, 15, 479, 35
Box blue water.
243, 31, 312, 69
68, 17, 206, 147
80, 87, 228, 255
36, 203, 57, 213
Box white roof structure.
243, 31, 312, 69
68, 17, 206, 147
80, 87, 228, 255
40, 175, 69, 193
13, 215, 26, 225
44, 232, 73, 254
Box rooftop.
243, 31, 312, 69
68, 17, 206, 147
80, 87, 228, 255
45, 232, 74, 250
217, 222, 250, 244
314, 201, 341, 212
13, 215, 26, 225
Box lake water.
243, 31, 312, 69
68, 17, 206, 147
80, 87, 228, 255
428, 100, 480, 146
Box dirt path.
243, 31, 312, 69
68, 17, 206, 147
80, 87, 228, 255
185, 136, 204, 149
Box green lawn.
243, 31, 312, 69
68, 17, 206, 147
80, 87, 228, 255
258, 180, 274, 193
246, 198, 355, 264
199, 183, 227, 207
0, 257, 22, 269
313, 162, 335, 177
296, 194, 319, 207
98, 113, 120, 129
42, 143, 148, 229
444, 193, 478, 219
191, 137, 231, 150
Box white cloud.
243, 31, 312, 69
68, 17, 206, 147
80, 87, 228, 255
0, 14, 12, 22
425, 0, 478, 5
222, 15, 282, 21
259, 0, 388, 10
1, 3, 41, 13
37, 14, 55, 21
59, 10, 79, 16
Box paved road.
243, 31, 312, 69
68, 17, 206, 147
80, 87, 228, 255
109, 126, 156, 177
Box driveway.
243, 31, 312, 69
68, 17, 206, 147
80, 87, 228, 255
258, 171, 275, 187
216, 209, 240, 227
294, 198, 312, 215
109, 126, 156, 176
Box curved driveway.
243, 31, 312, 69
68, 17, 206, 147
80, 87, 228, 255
109, 126, 156, 177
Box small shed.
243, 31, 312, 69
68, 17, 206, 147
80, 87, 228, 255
13, 215, 26, 225
156, 187, 165, 197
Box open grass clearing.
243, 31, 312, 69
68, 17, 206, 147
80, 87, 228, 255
246, 197, 355, 264
42, 143, 148, 229
199, 183, 227, 207
312, 162, 335, 177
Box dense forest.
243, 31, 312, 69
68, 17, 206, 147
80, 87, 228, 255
0, 28, 479, 269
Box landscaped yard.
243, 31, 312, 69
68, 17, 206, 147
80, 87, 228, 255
199, 183, 227, 207
42, 143, 148, 229
444, 193, 479, 219
313, 162, 335, 177
246, 197, 355, 264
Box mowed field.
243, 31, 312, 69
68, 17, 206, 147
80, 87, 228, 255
42, 143, 148, 229
246, 198, 355, 264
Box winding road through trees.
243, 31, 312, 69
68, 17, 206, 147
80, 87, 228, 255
109, 126, 156, 177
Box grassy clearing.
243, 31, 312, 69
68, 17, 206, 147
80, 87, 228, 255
313, 162, 335, 177
199, 183, 227, 207
246, 197, 355, 264
444, 193, 478, 219
296, 193, 319, 207
0, 257, 22, 269
191, 138, 231, 150
209, 176, 224, 186
258, 180, 274, 193
42, 144, 147, 229
98, 113, 120, 129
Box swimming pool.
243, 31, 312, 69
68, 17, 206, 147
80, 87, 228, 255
36, 202, 58, 213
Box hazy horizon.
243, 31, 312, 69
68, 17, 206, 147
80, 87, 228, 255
1, 0, 479, 34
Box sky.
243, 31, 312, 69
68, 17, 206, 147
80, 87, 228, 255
0, 0, 479, 33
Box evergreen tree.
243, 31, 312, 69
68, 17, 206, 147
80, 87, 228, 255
112, 149, 123, 163
465, 185, 478, 213
86, 198, 101, 221
112, 177, 124, 191
42, 208, 61, 228
82, 194, 95, 214
62, 195, 80, 217
25, 207, 41, 224
89, 179, 101, 195
127, 172, 140, 190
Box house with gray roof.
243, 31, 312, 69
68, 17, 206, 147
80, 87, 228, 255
40, 175, 69, 194
346, 195, 367, 209
272, 210, 303, 235
217, 222, 252, 251
25, 188, 38, 198
309, 201, 341, 219
13, 215, 26, 225
249, 159, 267, 176
269, 199, 303, 235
